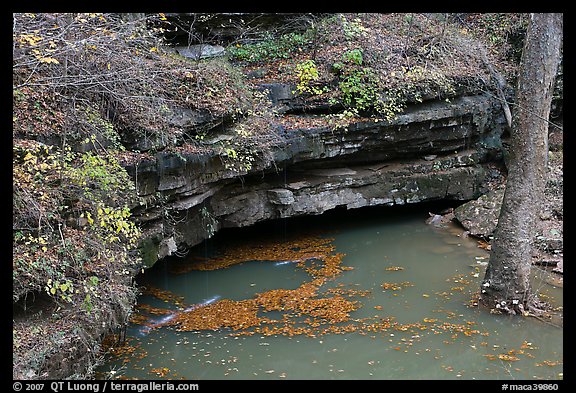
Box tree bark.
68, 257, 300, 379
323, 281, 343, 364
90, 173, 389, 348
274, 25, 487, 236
479, 13, 563, 315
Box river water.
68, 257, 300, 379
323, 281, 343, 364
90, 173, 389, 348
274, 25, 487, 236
96, 204, 562, 380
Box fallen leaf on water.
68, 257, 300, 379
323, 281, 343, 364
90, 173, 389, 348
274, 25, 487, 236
520, 341, 534, 349
497, 354, 520, 362
149, 367, 170, 377
385, 266, 404, 271
536, 360, 562, 367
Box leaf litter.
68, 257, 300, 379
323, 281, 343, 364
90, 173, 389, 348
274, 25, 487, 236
106, 232, 556, 378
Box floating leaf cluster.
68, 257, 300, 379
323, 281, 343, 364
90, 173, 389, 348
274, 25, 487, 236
133, 234, 368, 336
99, 231, 565, 380
381, 281, 414, 291
384, 266, 404, 271
171, 299, 263, 331
127, 234, 487, 342
169, 234, 340, 273
140, 286, 186, 307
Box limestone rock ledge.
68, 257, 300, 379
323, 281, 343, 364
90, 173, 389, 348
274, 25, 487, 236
126, 93, 506, 267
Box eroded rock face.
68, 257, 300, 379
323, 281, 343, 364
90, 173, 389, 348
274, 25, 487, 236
211, 151, 487, 226
125, 92, 507, 266
453, 176, 563, 272
454, 185, 505, 238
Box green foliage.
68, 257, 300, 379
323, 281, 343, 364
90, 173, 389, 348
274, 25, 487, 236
203, 88, 279, 177
45, 278, 74, 303
328, 48, 392, 123
70, 152, 117, 190
13, 139, 141, 304
337, 67, 380, 112
88, 204, 140, 248
200, 206, 218, 239
228, 31, 313, 63
327, 43, 458, 128
294, 59, 326, 96
64, 140, 139, 208
81, 276, 100, 314
341, 48, 363, 66
221, 144, 256, 173
340, 15, 368, 40
81, 106, 124, 150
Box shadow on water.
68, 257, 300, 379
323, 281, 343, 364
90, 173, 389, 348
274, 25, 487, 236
97, 201, 563, 380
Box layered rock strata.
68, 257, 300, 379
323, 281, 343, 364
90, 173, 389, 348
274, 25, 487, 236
126, 93, 506, 267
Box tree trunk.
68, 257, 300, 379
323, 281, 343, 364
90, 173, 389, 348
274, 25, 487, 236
479, 13, 562, 315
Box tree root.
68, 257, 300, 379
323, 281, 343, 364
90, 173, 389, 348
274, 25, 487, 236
522, 298, 563, 328
525, 312, 563, 328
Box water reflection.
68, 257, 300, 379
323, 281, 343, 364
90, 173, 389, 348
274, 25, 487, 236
139, 295, 222, 337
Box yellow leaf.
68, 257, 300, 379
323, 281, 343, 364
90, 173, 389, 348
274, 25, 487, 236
19, 33, 42, 47
39, 57, 60, 64
150, 46, 158, 52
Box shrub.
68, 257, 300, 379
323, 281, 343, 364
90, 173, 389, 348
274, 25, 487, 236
227, 31, 313, 63
13, 138, 141, 303
295, 59, 326, 96
13, 13, 253, 150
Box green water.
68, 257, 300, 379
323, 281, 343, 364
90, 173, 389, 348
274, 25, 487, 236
96, 205, 563, 380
